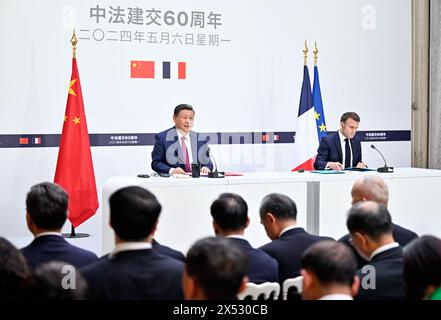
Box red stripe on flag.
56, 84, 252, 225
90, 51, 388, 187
274, 134, 279, 141
19, 138, 29, 145
178, 62, 186, 79
131, 61, 155, 78
291, 157, 315, 171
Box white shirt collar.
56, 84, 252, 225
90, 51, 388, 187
370, 242, 399, 259
225, 235, 247, 241
279, 224, 302, 237
338, 130, 348, 143
176, 128, 188, 141
319, 294, 353, 300
35, 231, 62, 238
111, 242, 152, 256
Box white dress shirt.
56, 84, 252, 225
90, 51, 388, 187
169, 129, 194, 174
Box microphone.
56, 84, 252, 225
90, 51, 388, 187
207, 147, 225, 178
370, 144, 394, 173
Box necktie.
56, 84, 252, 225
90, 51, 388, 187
344, 138, 351, 168
181, 136, 191, 172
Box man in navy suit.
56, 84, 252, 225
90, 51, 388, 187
314, 112, 367, 171
21, 182, 98, 269
258, 193, 333, 284
151, 104, 213, 174
347, 201, 405, 300
81, 186, 184, 300
339, 175, 418, 268
210, 193, 278, 284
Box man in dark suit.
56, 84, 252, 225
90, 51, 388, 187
151, 104, 213, 174
183, 237, 248, 300
21, 182, 98, 269
314, 112, 366, 170
81, 186, 184, 300
339, 175, 418, 268
258, 193, 333, 283
347, 201, 405, 300
210, 193, 278, 284
152, 238, 185, 262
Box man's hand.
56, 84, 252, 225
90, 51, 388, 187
328, 162, 344, 171
356, 162, 367, 169
200, 166, 211, 174
171, 167, 186, 175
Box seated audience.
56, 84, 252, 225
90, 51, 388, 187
301, 241, 359, 300
211, 193, 278, 283
183, 237, 248, 300
81, 186, 184, 300
21, 182, 98, 269
347, 201, 405, 300
403, 235, 441, 300
339, 175, 418, 268
258, 193, 333, 283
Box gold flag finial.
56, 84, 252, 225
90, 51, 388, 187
303, 40, 308, 66
313, 41, 318, 66
71, 29, 78, 58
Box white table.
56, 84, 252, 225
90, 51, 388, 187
101, 168, 441, 255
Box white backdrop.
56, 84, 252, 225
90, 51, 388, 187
0, 0, 411, 243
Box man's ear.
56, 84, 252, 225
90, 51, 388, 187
266, 212, 277, 225
26, 211, 33, 230
212, 220, 220, 235
300, 269, 313, 300
182, 269, 197, 300
237, 276, 249, 294
149, 220, 159, 238
245, 217, 250, 229
351, 275, 360, 297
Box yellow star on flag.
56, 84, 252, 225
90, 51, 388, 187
64, 115, 68, 122
73, 116, 80, 125
314, 111, 320, 120
69, 79, 77, 96
319, 123, 326, 132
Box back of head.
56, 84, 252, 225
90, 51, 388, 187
110, 186, 161, 241
346, 201, 392, 241
26, 182, 68, 230
352, 175, 389, 207
0, 237, 29, 299
210, 193, 248, 231
259, 193, 297, 221
185, 237, 248, 300
403, 235, 441, 300
301, 241, 357, 287
340, 112, 360, 123
174, 103, 194, 116
21, 261, 89, 300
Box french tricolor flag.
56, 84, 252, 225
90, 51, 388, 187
292, 65, 318, 171
130, 61, 186, 79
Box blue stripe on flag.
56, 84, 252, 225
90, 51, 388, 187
313, 66, 327, 142
298, 66, 313, 117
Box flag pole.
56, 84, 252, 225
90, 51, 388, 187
303, 40, 308, 66
62, 29, 90, 239
314, 41, 318, 66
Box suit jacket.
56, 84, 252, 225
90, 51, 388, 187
81, 249, 184, 300
339, 223, 418, 268
314, 132, 363, 170
259, 228, 333, 283
21, 235, 98, 269
228, 238, 278, 284
356, 246, 405, 300
152, 239, 185, 262
151, 127, 213, 174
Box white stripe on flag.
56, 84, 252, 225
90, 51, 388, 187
292, 107, 319, 168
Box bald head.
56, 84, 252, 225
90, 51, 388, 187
351, 175, 389, 207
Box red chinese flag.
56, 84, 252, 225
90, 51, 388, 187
54, 58, 99, 228
130, 60, 155, 78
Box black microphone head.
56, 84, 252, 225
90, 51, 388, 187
370, 144, 375, 149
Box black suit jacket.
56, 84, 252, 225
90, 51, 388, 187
228, 238, 278, 284
314, 132, 363, 170
339, 223, 418, 268
81, 249, 184, 300
151, 127, 213, 173
21, 235, 98, 269
259, 228, 333, 283
356, 246, 405, 300
152, 239, 185, 262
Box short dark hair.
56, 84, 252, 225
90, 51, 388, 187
109, 186, 161, 241
26, 182, 68, 230
210, 193, 248, 231
174, 104, 195, 116
346, 201, 392, 241
259, 193, 297, 221
340, 112, 360, 123
0, 237, 29, 300
403, 235, 441, 300
301, 241, 357, 286
21, 261, 89, 300
185, 237, 248, 300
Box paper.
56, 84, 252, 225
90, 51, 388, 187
311, 170, 346, 174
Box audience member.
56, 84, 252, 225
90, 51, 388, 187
211, 193, 278, 283
183, 237, 248, 300
152, 239, 185, 261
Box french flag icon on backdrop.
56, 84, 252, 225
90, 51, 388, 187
130, 61, 186, 79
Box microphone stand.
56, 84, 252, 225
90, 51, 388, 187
370, 145, 394, 173
207, 147, 225, 178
